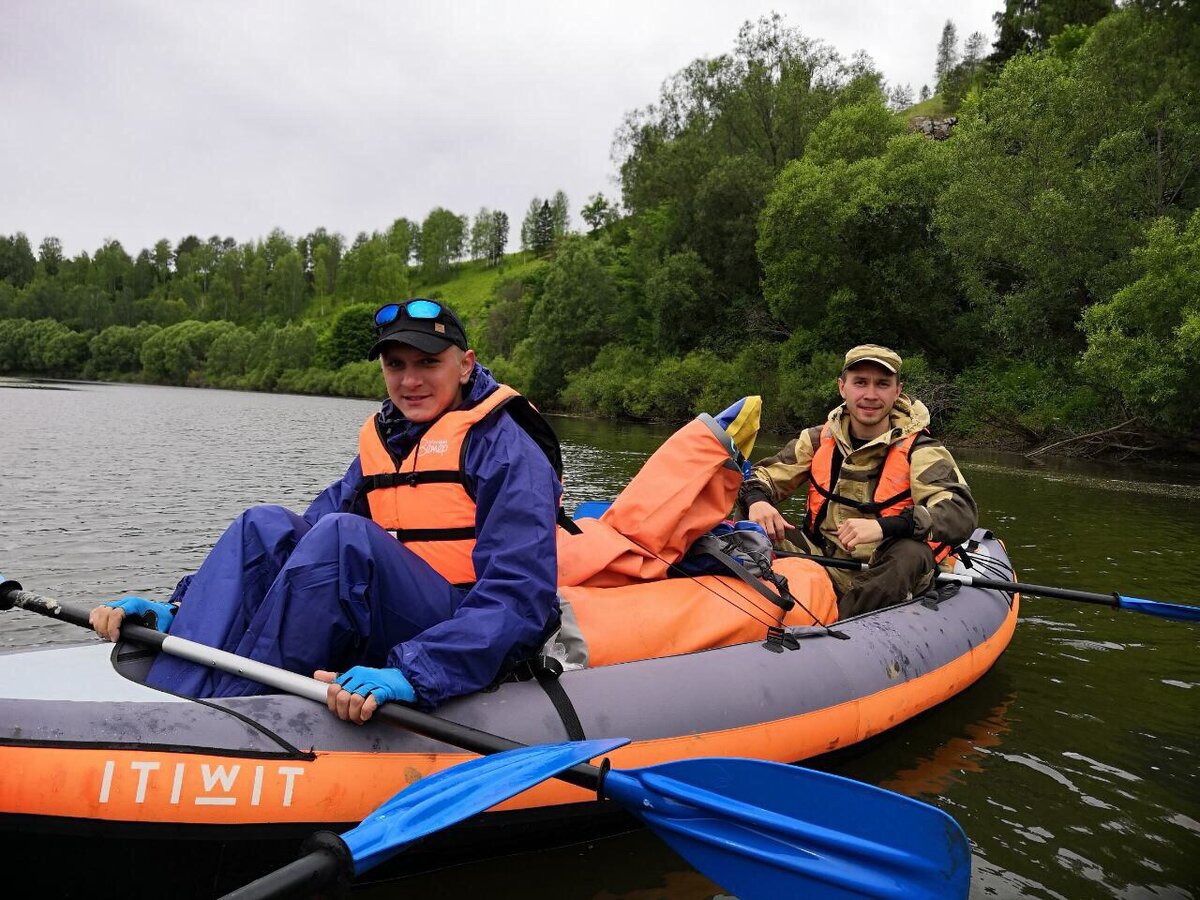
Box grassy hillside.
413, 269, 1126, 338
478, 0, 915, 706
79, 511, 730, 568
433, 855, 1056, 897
409, 253, 547, 327
900, 95, 950, 119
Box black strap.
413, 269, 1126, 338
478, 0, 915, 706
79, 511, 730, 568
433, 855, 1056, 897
809, 477, 911, 515
493, 396, 566, 480
532, 656, 586, 741
686, 545, 795, 613
807, 437, 916, 538
390, 526, 476, 542
361, 470, 466, 492
558, 509, 582, 535
497, 654, 585, 741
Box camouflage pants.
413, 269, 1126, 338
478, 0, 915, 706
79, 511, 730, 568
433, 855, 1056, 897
781, 532, 935, 619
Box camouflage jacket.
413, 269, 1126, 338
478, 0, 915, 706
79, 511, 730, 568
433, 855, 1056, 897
738, 395, 977, 563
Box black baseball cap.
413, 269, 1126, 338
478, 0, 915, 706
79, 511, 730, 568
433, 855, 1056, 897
367, 299, 469, 359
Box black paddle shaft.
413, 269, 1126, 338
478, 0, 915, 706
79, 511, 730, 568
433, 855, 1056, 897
221, 833, 350, 900
771, 550, 1124, 608
0, 583, 605, 793
955, 575, 1122, 607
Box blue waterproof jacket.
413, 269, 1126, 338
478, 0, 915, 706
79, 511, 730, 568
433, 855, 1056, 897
168, 364, 562, 706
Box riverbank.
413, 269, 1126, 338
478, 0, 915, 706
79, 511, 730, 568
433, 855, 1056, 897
9, 371, 1200, 467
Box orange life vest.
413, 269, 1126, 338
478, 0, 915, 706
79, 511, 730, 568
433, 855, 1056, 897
358, 385, 563, 586
805, 424, 953, 563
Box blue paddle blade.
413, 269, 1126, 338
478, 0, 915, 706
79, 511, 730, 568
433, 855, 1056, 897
1119, 595, 1200, 622
572, 500, 614, 521
343, 737, 628, 875
603, 757, 971, 900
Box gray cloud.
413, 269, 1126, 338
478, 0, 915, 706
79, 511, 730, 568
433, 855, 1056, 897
2, 0, 1000, 256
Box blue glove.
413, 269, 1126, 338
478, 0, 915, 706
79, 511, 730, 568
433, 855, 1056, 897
105, 596, 176, 634
334, 665, 416, 705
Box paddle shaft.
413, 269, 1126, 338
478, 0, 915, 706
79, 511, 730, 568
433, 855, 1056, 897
774, 549, 1200, 619
222, 837, 346, 900
0, 584, 602, 791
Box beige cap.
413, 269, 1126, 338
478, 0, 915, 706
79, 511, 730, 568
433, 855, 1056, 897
843, 344, 901, 374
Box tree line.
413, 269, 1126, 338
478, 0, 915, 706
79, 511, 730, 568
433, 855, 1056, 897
2, 1, 1197, 457
479, 2, 1198, 454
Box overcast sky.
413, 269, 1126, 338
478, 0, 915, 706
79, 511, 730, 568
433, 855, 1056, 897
3, 1, 1001, 258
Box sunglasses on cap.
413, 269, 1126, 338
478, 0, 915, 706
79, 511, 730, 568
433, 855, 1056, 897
374, 299, 444, 330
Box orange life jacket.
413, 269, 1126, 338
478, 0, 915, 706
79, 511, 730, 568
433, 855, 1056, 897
805, 424, 953, 563
358, 385, 564, 586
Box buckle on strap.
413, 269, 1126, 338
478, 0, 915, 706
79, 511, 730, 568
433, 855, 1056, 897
762, 626, 800, 653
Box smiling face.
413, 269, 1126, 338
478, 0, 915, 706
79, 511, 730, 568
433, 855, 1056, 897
837, 362, 902, 441
379, 342, 476, 423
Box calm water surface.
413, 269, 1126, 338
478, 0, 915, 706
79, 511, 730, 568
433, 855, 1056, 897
2, 380, 1197, 898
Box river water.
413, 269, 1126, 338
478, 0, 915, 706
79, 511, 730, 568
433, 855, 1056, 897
1, 379, 1197, 898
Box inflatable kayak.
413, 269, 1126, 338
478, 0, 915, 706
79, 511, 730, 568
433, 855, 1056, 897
0, 527, 1017, 849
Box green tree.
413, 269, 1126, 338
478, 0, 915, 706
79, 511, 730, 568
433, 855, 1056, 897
305, 228, 344, 300
525, 236, 620, 401
131, 250, 156, 300
266, 322, 319, 371
689, 153, 774, 300
991, 0, 1115, 61
37, 237, 63, 277
33, 321, 88, 373
14, 279, 68, 321
1081, 212, 1200, 428
610, 12, 878, 321
174, 235, 202, 278
964, 31, 988, 72
262, 228, 295, 269
267, 250, 307, 320
67, 284, 112, 332
934, 19, 959, 91
760, 133, 969, 365
89, 324, 160, 375
550, 190, 570, 238
0, 319, 32, 371
480, 276, 536, 360
0, 233, 37, 287
531, 201, 555, 256
470, 207, 495, 261
520, 197, 543, 252
581, 194, 618, 233
887, 83, 914, 111
937, 8, 1200, 362
89, 240, 133, 297
340, 232, 409, 304
152, 239, 173, 284
385, 219, 418, 266
0, 318, 88, 374
644, 250, 718, 354
320, 303, 376, 369
417, 208, 467, 281
205, 327, 257, 382
615, 13, 848, 218
488, 211, 509, 266
804, 97, 905, 166
140, 320, 236, 383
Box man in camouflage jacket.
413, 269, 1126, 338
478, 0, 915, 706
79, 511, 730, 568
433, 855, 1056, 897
740, 344, 977, 617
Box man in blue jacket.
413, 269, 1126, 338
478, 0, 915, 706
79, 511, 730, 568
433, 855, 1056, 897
90, 300, 562, 722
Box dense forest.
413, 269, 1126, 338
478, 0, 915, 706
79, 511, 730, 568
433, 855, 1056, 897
2, 1, 1197, 457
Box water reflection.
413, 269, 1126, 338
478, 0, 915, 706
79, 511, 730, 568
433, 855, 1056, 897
881, 694, 1015, 797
